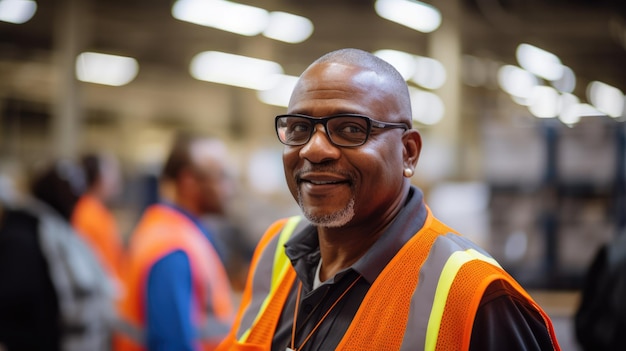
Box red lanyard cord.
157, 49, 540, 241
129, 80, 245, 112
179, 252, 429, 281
289, 274, 362, 351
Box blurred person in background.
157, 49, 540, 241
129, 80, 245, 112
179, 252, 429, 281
0, 159, 115, 351
574, 230, 626, 351
72, 152, 125, 296
115, 132, 235, 351
217, 48, 561, 351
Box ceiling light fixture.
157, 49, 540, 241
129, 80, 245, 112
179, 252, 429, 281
257, 74, 299, 107
374, 0, 441, 33
263, 11, 314, 43
0, 0, 37, 24
516, 43, 564, 81
587, 80, 625, 118
190, 51, 284, 90
172, 0, 269, 36
75, 52, 139, 86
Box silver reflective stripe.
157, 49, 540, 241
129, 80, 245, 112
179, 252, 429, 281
235, 233, 282, 340
235, 216, 305, 340
400, 233, 495, 350
198, 315, 232, 339
112, 317, 144, 344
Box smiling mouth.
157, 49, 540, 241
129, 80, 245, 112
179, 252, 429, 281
304, 179, 346, 185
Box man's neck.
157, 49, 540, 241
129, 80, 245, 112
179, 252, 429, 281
316, 225, 384, 282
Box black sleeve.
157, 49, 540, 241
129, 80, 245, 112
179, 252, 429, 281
469, 280, 557, 351
0, 209, 61, 351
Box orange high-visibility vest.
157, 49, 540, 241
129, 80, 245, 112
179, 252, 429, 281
72, 194, 124, 282
115, 204, 234, 351
217, 209, 561, 351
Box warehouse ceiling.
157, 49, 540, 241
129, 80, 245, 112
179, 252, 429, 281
0, 0, 625, 131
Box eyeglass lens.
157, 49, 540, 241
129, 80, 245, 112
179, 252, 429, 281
277, 115, 370, 147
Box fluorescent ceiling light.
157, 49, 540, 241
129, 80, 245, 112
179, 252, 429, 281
75, 52, 139, 86
190, 51, 283, 90
527, 86, 559, 118
257, 74, 299, 107
263, 11, 314, 43
0, 0, 37, 24
516, 43, 563, 81
410, 87, 444, 125
560, 103, 604, 125
587, 80, 624, 118
550, 65, 576, 93
557, 93, 580, 124
497, 65, 539, 101
412, 56, 446, 90
172, 0, 269, 36
375, 0, 441, 33
373, 49, 415, 80
374, 49, 446, 89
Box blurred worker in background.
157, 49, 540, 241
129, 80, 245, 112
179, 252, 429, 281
217, 48, 561, 351
115, 132, 235, 351
0, 159, 115, 351
72, 152, 125, 296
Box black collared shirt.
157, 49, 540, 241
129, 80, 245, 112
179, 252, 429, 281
272, 186, 555, 351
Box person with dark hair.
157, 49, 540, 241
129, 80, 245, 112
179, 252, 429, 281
115, 133, 235, 351
0, 159, 115, 351
71, 152, 124, 291
217, 48, 561, 351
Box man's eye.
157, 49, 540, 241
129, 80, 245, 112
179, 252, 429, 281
291, 123, 311, 132
336, 124, 366, 135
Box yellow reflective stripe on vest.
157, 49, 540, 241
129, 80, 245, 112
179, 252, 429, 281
238, 215, 301, 342
272, 216, 300, 290
424, 249, 501, 351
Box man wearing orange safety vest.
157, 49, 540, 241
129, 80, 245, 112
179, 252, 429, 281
217, 49, 561, 351
72, 153, 125, 293
116, 133, 235, 351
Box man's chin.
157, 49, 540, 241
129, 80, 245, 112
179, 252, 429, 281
299, 197, 355, 228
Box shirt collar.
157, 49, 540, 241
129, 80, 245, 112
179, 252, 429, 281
284, 186, 428, 289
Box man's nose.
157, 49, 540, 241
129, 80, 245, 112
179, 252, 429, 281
299, 124, 341, 163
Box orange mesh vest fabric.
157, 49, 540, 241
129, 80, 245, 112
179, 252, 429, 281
72, 194, 124, 281
115, 205, 234, 351
218, 212, 560, 351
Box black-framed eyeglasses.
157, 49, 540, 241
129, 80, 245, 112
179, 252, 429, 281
275, 113, 410, 147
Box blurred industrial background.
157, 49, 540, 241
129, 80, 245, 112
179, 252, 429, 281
1, 0, 626, 348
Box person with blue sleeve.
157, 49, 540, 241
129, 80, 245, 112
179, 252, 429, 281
115, 132, 235, 351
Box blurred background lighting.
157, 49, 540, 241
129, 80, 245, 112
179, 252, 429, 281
373, 49, 416, 80
256, 74, 299, 107
75, 52, 139, 87
263, 11, 314, 43
550, 65, 576, 93
0, 0, 37, 24
412, 56, 446, 89
410, 87, 444, 125
190, 51, 283, 90
528, 86, 560, 118
587, 80, 625, 118
559, 103, 605, 125
498, 64, 539, 101
374, 0, 442, 33
374, 49, 446, 89
516, 43, 563, 81
172, 0, 269, 36
558, 93, 580, 123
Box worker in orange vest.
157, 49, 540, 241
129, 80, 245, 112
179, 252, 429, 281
217, 48, 561, 351
72, 152, 125, 294
116, 133, 235, 351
